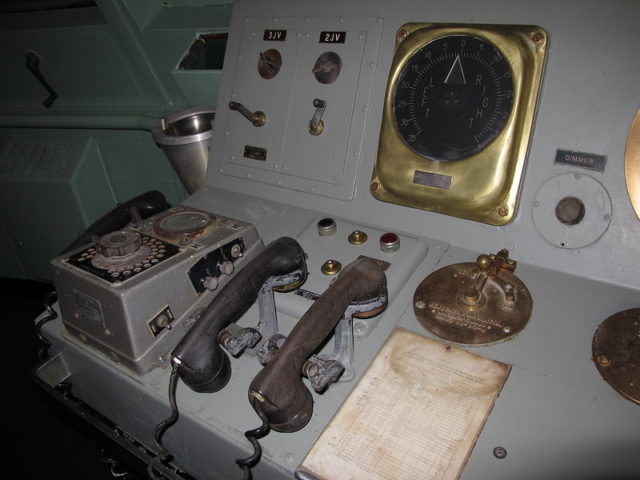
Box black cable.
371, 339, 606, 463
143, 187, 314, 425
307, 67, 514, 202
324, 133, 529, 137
35, 290, 58, 361
235, 408, 270, 480
147, 365, 180, 480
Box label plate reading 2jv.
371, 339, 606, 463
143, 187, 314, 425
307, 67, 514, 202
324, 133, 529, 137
264, 29, 287, 41
320, 31, 346, 43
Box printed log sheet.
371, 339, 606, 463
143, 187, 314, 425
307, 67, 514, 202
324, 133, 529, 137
297, 328, 510, 480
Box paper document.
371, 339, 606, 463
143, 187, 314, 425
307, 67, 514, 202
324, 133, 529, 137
297, 328, 510, 480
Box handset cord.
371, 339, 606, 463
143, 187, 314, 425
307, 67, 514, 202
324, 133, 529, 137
235, 408, 270, 480
147, 364, 180, 480
35, 290, 58, 361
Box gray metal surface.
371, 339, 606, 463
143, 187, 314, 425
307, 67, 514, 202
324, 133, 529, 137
35, 0, 640, 479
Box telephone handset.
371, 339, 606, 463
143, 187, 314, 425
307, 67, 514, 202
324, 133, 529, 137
238, 256, 387, 476
60, 190, 171, 255
149, 236, 307, 479
171, 236, 307, 393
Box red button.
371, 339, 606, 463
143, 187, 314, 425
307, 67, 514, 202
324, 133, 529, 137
380, 232, 400, 252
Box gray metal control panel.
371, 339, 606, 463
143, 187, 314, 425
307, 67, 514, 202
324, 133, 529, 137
36, 1, 640, 479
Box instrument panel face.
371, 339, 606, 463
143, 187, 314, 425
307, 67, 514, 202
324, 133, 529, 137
393, 34, 515, 162
371, 23, 547, 225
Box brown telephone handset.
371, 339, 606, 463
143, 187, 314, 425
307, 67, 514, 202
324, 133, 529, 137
239, 257, 388, 477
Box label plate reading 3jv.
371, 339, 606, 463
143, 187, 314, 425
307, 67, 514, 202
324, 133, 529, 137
263, 29, 287, 41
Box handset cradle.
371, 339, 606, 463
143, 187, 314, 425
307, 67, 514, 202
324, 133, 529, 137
248, 256, 387, 432
171, 236, 307, 393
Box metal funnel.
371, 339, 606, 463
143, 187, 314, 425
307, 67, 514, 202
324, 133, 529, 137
152, 107, 215, 193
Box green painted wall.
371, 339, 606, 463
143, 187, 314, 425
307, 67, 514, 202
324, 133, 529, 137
0, 0, 233, 279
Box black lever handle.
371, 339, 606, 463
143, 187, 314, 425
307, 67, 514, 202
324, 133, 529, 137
171, 237, 307, 393
248, 256, 387, 433
26, 51, 58, 108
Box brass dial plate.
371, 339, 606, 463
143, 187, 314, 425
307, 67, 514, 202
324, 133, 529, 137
153, 208, 217, 239
413, 260, 532, 344
592, 308, 640, 405
371, 23, 547, 225
625, 107, 640, 219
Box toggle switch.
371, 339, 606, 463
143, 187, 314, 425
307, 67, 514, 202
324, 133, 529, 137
229, 101, 267, 127
309, 98, 326, 135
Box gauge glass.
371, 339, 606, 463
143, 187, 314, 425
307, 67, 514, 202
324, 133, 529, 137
393, 35, 514, 161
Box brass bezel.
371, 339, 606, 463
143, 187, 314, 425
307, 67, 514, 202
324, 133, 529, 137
624, 107, 640, 220
371, 23, 547, 225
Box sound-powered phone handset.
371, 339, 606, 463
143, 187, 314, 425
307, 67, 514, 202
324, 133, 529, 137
237, 256, 387, 477
171, 236, 307, 393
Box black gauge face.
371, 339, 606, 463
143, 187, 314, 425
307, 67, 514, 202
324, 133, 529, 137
393, 35, 514, 161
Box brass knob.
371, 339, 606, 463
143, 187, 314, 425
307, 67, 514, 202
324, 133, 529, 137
321, 259, 342, 275
348, 230, 368, 245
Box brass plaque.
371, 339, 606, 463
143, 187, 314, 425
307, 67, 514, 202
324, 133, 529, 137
371, 24, 547, 225
413, 251, 532, 344
592, 308, 640, 405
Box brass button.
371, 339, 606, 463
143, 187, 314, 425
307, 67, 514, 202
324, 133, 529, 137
348, 230, 368, 245
321, 259, 342, 275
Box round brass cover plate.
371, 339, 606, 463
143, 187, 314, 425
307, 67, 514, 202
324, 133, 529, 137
592, 308, 640, 405
413, 262, 532, 344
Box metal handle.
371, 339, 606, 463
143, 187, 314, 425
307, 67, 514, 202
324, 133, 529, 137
26, 51, 58, 108
308, 98, 326, 135
229, 101, 267, 127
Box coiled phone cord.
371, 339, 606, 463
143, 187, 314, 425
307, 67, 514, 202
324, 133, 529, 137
236, 408, 270, 480
147, 364, 180, 480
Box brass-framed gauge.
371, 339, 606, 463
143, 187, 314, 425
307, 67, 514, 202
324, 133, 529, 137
371, 24, 547, 225
624, 107, 640, 219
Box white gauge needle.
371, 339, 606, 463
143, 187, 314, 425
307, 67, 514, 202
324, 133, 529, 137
444, 54, 466, 85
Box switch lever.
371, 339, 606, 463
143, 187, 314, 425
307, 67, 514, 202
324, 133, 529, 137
26, 51, 58, 108
309, 98, 326, 135
229, 101, 267, 127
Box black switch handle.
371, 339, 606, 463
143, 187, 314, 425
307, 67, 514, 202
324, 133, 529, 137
26, 51, 58, 108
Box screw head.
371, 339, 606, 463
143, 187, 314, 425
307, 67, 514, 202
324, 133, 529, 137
532, 32, 545, 46
493, 446, 507, 459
